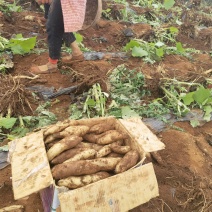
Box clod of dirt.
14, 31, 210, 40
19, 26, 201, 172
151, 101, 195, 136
195, 136, 212, 159
122, 28, 134, 37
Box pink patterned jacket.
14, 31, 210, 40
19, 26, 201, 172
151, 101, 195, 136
61, 0, 87, 32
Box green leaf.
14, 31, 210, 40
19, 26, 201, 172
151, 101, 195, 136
9, 4, 22, 12
132, 46, 148, 57
22, 116, 34, 125
205, 96, 212, 104
69, 111, 82, 120
176, 42, 185, 53
86, 99, 96, 107
6, 134, 17, 140
74, 32, 83, 43
156, 48, 164, 57
190, 120, 200, 128
169, 26, 179, 34
0, 117, 17, 129
37, 111, 57, 127
8, 34, 36, 55
124, 40, 140, 51
203, 105, 212, 121
11, 127, 29, 138
193, 87, 211, 106
121, 106, 140, 119
108, 108, 122, 118
181, 92, 195, 105
163, 0, 175, 10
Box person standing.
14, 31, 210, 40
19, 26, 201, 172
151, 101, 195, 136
31, 0, 86, 74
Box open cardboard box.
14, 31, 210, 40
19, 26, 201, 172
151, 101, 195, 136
9, 117, 165, 212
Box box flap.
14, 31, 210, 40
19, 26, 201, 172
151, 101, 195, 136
10, 130, 54, 200
119, 118, 165, 152
58, 163, 158, 212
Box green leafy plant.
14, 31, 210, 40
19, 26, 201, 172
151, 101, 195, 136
102, 8, 113, 20
68, 84, 108, 119
0, 34, 36, 55
62, 32, 90, 53
107, 65, 170, 119
0, 117, 17, 129
124, 39, 166, 63
182, 87, 212, 121
0, 0, 21, 16
83, 83, 108, 118
0, 34, 36, 72
7, 34, 36, 55
155, 26, 179, 43
124, 39, 198, 63
108, 64, 152, 118
138, 101, 170, 119
159, 78, 212, 121
133, 0, 163, 8
0, 36, 9, 51
109, 64, 149, 105
0, 103, 57, 142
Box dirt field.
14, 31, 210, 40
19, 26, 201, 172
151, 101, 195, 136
0, 0, 212, 211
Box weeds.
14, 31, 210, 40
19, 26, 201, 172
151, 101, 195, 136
0, 0, 21, 16
0, 102, 57, 142
109, 64, 149, 105
124, 39, 198, 63
83, 83, 108, 118
159, 78, 212, 121
69, 83, 108, 119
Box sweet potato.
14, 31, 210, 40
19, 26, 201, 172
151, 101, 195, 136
76, 142, 103, 151
110, 145, 131, 154
63, 125, 90, 136
58, 172, 110, 189
46, 139, 60, 149
44, 125, 89, 144
96, 145, 112, 158
51, 147, 89, 164
91, 157, 121, 171
96, 130, 126, 145
52, 161, 100, 179
52, 158, 121, 179
107, 152, 123, 158
109, 140, 124, 147
47, 136, 82, 161
44, 133, 64, 144
63, 149, 96, 163
43, 120, 78, 137
89, 122, 115, 134
83, 133, 103, 143
115, 150, 140, 174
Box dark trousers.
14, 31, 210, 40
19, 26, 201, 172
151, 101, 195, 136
45, 0, 76, 59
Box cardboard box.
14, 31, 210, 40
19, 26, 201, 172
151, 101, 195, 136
9, 117, 165, 212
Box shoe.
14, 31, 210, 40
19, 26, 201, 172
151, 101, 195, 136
30, 62, 57, 74
61, 53, 84, 64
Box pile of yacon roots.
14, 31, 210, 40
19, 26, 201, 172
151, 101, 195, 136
0, 75, 36, 116
43, 118, 140, 189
